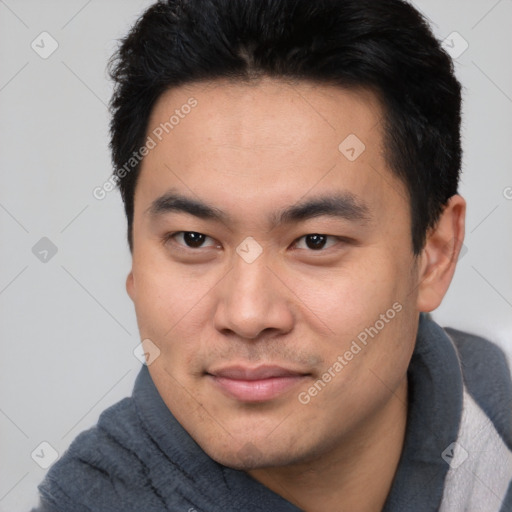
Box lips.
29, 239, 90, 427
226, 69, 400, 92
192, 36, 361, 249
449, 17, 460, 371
207, 365, 309, 402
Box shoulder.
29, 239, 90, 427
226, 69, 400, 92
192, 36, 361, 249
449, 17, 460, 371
35, 396, 162, 511
444, 326, 512, 449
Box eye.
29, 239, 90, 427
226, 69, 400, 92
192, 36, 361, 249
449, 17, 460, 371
294, 234, 339, 251
166, 231, 219, 249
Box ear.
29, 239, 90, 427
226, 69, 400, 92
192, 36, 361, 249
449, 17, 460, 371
126, 270, 136, 301
416, 194, 466, 312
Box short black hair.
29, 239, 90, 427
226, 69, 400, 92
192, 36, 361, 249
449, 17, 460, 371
108, 0, 462, 254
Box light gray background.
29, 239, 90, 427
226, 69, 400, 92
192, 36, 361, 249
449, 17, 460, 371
0, 1, 511, 510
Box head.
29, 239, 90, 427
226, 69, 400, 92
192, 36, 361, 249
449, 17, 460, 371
109, 0, 465, 470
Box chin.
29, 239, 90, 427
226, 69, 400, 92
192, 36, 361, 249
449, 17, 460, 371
208, 447, 287, 471
197, 431, 308, 471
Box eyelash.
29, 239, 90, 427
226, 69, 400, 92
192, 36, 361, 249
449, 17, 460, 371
163, 231, 346, 252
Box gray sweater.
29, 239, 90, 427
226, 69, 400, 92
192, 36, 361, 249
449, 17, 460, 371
33, 315, 512, 511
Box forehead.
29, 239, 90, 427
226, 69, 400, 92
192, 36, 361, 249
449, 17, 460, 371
147, 77, 384, 150
136, 78, 408, 227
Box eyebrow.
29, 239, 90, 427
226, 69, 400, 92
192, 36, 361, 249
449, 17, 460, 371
145, 190, 371, 228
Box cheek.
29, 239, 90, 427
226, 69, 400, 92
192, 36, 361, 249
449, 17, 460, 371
130, 255, 215, 343
292, 250, 416, 396
291, 254, 407, 339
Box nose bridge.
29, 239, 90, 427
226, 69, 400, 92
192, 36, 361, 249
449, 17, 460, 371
231, 235, 271, 298
229, 251, 273, 316
214, 244, 293, 339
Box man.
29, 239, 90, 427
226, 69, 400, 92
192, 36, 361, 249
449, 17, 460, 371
33, 0, 512, 510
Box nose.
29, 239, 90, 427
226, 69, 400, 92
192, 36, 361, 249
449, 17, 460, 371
213, 250, 294, 340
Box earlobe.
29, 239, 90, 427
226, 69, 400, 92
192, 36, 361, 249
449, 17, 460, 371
416, 194, 466, 312
126, 271, 135, 301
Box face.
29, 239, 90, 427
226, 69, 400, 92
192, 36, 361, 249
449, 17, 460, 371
127, 78, 422, 469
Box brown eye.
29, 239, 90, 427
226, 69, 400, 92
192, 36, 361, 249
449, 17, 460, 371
168, 231, 218, 249
295, 234, 338, 251
304, 234, 327, 250
182, 232, 206, 247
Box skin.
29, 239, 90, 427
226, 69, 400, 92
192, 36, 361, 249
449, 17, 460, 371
126, 77, 466, 511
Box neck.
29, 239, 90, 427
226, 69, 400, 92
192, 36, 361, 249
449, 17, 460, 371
248, 376, 408, 512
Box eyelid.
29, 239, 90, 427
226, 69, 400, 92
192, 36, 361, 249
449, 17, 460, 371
165, 231, 220, 249
293, 234, 344, 251
163, 231, 351, 253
